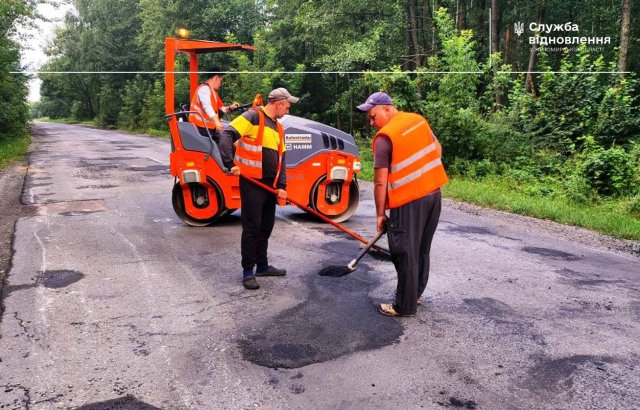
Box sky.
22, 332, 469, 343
19, 1, 76, 102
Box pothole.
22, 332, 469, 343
40, 270, 84, 289
35, 200, 108, 216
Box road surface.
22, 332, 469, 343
1, 122, 639, 409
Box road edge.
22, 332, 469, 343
356, 180, 639, 258
0, 161, 35, 319
442, 197, 640, 258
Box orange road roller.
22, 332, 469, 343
164, 36, 361, 226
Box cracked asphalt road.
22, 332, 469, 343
0, 122, 639, 409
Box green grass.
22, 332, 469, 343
443, 178, 640, 240
355, 142, 640, 241
0, 134, 30, 170
357, 138, 374, 181
35, 117, 98, 126
145, 128, 170, 139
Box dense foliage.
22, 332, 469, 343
1, 0, 33, 143
28, 0, 640, 208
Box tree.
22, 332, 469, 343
405, 0, 421, 69
0, 0, 35, 141
491, 0, 500, 54
618, 0, 631, 76
40, 0, 144, 125
261, 0, 404, 128
526, 0, 545, 94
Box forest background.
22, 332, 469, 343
3, 0, 640, 239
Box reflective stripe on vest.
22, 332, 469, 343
237, 140, 261, 152
373, 112, 448, 209
390, 141, 437, 173
235, 156, 262, 168
389, 158, 443, 190
401, 121, 423, 137
189, 84, 219, 128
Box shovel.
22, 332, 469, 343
244, 176, 390, 255
318, 229, 386, 277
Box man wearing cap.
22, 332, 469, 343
220, 87, 299, 290
357, 92, 448, 317
189, 69, 239, 142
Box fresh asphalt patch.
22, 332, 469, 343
525, 354, 619, 393
75, 395, 162, 410
522, 246, 582, 261
39, 269, 85, 289
238, 241, 403, 369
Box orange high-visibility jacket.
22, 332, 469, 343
373, 112, 448, 209
189, 84, 223, 129
234, 108, 284, 183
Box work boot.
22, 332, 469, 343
378, 303, 415, 318
242, 275, 260, 290
255, 265, 286, 277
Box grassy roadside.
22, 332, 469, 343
0, 134, 30, 170
442, 178, 640, 241
356, 140, 640, 241
35, 117, 98, 126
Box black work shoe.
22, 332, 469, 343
242, 276, 260, 290
254, 265, 287, 277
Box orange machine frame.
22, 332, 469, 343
165, 37, 359, 225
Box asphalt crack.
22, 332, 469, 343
12, 311, 35, 342
1, 384, 32, 409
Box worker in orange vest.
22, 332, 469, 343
189, 69, 239, 142
357, 92, 448, 317
219, 87, 299, 290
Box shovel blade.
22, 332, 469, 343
318, 265, 354, 277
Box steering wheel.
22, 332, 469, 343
229, 103, 253, 113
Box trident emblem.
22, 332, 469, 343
514, 22, 525, 36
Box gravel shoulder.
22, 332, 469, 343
443, 198, 640, 257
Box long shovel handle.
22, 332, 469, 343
347, 229, 386, 270
244, 176, 390, 255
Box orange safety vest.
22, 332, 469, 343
189, 84, 222, 129
373, 112, 448, 209
234, 108, 284, 185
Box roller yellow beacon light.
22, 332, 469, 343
176, 27, 190, 39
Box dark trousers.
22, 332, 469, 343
388, 191, 441, 316
239, 176, 277, 270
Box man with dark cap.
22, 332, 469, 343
357, 92, 448, 317
220, 87, 299, 290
